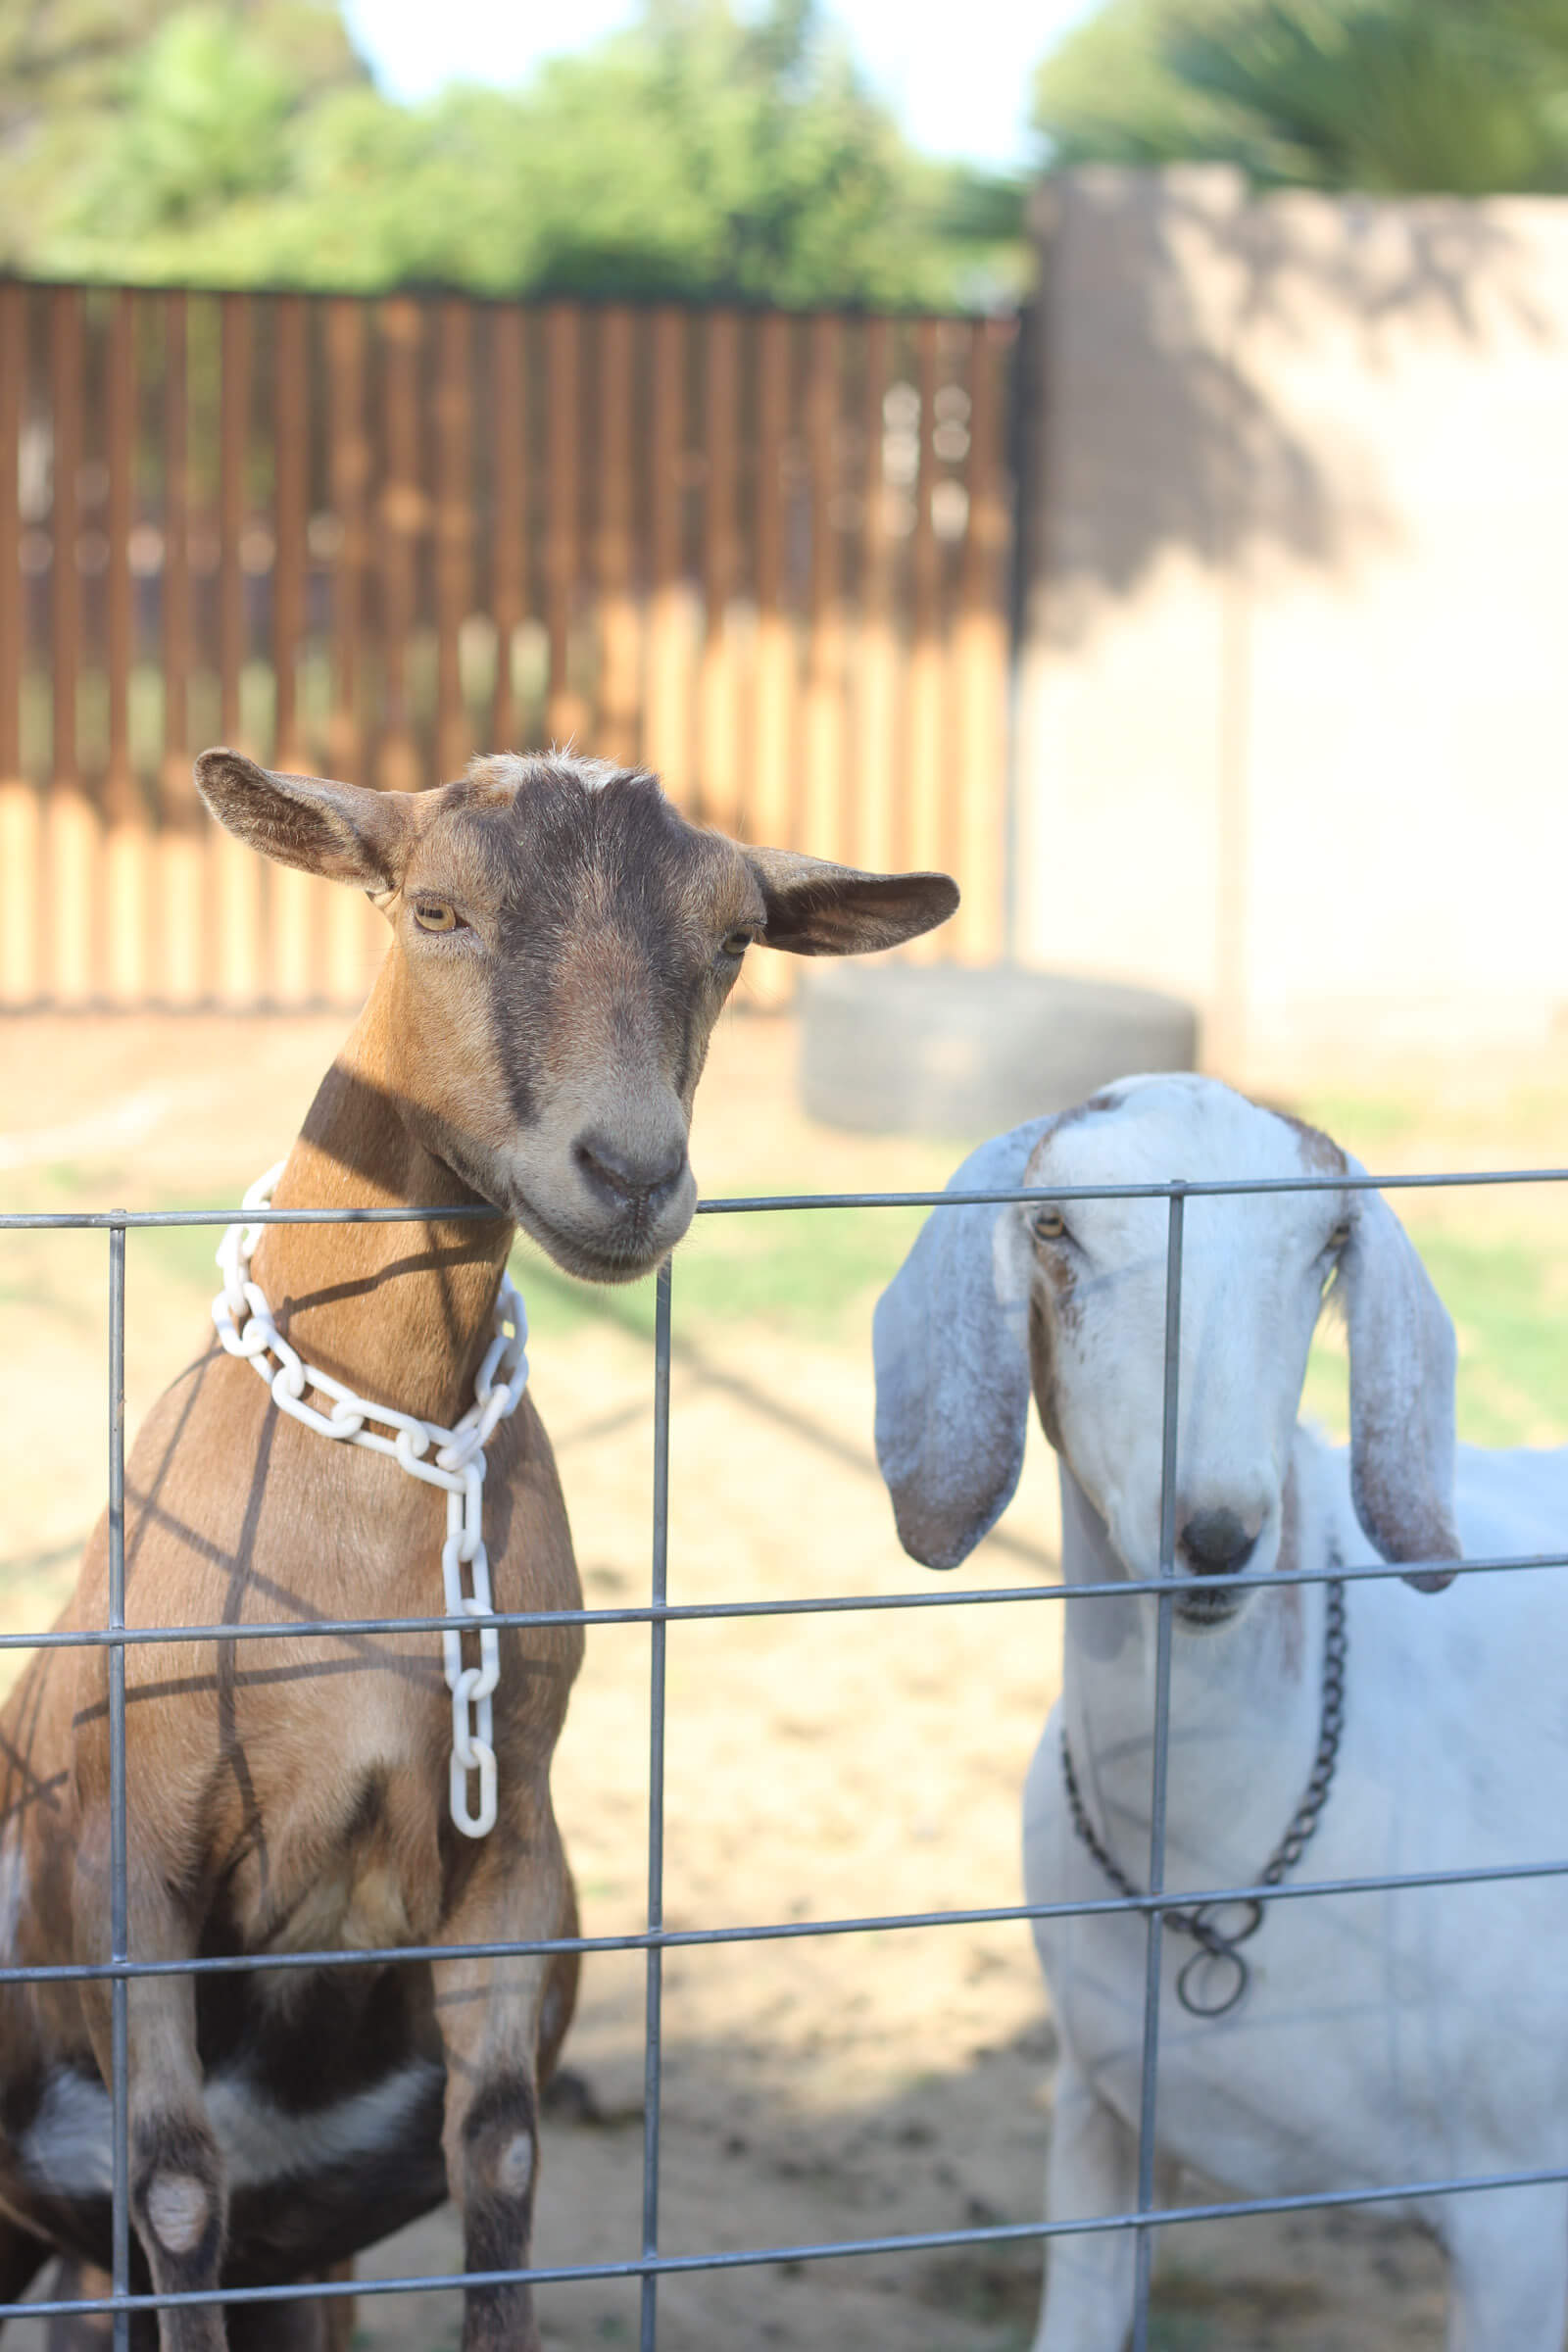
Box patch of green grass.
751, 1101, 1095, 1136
1419, 1231, 1568, 1446
1301, 1232, 1568, 1450
1147, 2316, 1213, 2352
84, 1184, 932, 1353
514, 1200, 930, 1345
1296, 1091, 1422, 1152
135, 1217, 231, 1296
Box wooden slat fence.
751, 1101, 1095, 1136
0, 285, 1014, 1008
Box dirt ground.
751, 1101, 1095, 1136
3, 1005, 1566, 2350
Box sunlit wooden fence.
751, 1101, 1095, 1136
0, 281, 1014, 1009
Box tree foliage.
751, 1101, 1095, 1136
1033, 0, 1568, 193
1, 0, 1025, 305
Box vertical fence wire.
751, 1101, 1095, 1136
641, 1256, 673, 2351
108, 1218, 130, 2349
1131, 1185, 1186, 2350
0, 1171, 1564, 2335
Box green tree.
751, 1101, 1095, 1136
0, 0, 362, 270
1033, 0, 1568, 193
12, 0, 1025, 306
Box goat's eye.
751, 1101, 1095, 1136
1031, 1206, 1067, 1243
719, 927, 759, 959
1327, 1219, 1351, 1252
413, 899, 460, 933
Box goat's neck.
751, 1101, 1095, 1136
248, 968, 514, 1428
1057, 1449, 1326, 1886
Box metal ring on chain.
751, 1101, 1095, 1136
211, 1162, 529, 1839
1061, 1571, 1347, 2017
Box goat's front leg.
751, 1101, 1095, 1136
42, 2263, 158, 2351
0, 2225, 54, 2345
73, 1822, 226, 2352
1032, 2047, 1139, 2352
435, 1793, 579, 2352
224, 2264, 355, 2352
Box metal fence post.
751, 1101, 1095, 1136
1130, 1184, 1185, 2351
641, 1256, 673, 2351
108, 1217, 130, 2351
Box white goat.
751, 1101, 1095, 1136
873, 1074, 1568, 2352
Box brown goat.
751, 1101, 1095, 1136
0, 750, 957, 2350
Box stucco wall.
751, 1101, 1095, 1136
1015, 169, 1568, 1061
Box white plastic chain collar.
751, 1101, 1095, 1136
211, 1162, 529, 1839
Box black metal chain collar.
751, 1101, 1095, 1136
1060, 1569, 1348, 2018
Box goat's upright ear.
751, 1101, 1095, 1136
744, 846, 957, 956
1341, 1161, 1460, 1592
195, 749, 415, 897
872, 1120, 1053, 1570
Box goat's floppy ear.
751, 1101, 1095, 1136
1341, 1161, 1460, 1592
744, 845, 957, 956
873, 1119, 1054, 1570
195, 748, 414, 896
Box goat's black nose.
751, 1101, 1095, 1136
1180, 1508, 1257, 1577
574, 1132, 688, 1218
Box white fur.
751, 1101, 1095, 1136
0, 1817, 27, 1960
495, 2131, 534, 2197
145, 2173, 210, 2254
873, 1075, 1568, 2352
22, 2057, 444, 2200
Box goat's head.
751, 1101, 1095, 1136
196, 748, 957, 1282
873, 1075, 1460, 1619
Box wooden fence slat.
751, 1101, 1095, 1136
160, 292, 191, 816
216, 291, 262, 1003
46, 286, 97, 1004
488, 307, 526, 755
855, 316, 898, 878
0, 780, 38, 1003
0, 281, 38, 1007
326, 299, 366, 781
545, 302, 585, 749
750, 311, 794, 855
324, 297, 379, 1004
378, 296, 422, 793
272, 294, 309, 772
905, 319, 946, 960
745, 312, 797, 1005
270, 295, 316, 1005
13, 289, 1010, 1007
803, 314, 845, 863
156, 290, 204, 1005
644, 308, 689, 801
104, 292, 135, 820
594, 307, 639, 770
435, 296, 471, 779
954, 319, 1010, 961
104, 290, 150, 1004
49, 289, 80, 795
0, 282, 20, 789
219, 293, 250, 747
698, 311, 740, 833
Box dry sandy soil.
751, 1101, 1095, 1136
2, 1006, 1565, 2350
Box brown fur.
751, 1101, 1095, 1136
0, 750, 957, 2350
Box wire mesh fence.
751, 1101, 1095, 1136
0, 1161, 1566, 2345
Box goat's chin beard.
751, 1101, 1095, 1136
1173, 1585, 1249, 1632
393, 1113, 692, 1285
509, 1191, 692, 1287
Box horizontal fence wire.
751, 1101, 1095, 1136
4, 1162, 1568, 1228
19, 2154, 1568, 2328
0, 1162, 1565, 2333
